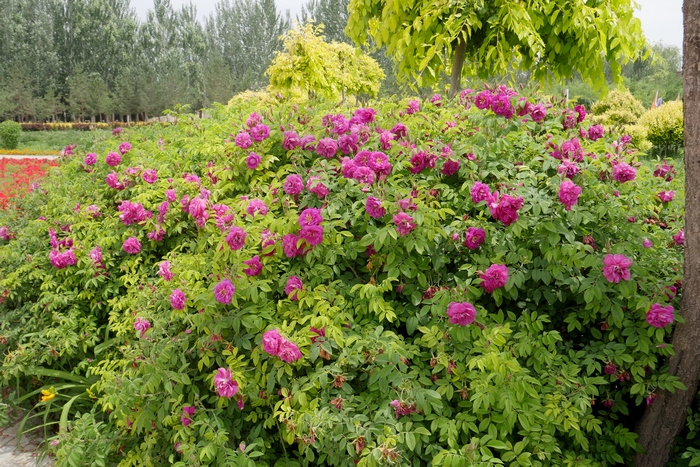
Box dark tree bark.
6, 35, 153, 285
634, 1, 700, 465
449, 30, 467, 99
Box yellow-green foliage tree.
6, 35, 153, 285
267, 24, 384, 100
347, 0, 647, 96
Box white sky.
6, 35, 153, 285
131, 0, 683, 51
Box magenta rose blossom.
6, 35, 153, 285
642, 238, 653, 248
673, 229, 685, 246
487, 192, 524, 226
262, 329, 283, 355
84, 153, 97, 165
285, 276, 303, 300
298, 208, 323, 227
246, 199, 268, 217
158, 261, 173, 281
446, 302, 477, 326
134, 317, 151, 338
49, 249, 77, 269
441, 159, 460, 176
283, 174, 304, 195
214, 368, 239, 398
587, 125, 605, 141
393, 212, 416, 236
214, 278, 235, 304
365, 196, 386, 218
282, 131, 301, 150
470, 182, 491, 203
106, 151, 122, 166
299, 225, 324, 247
243, 256, 262, 276
602, 254, 633, 283
530, 103, 547, 122
249, 124, 270, 142
246, 152, 261, 170
316, 138, 338, 158
225, 226, 247, 250
89, 246, 102, 264
474, 90, 493, 110
658, 190, 675, 202
612, 162, 636, 183
282, 234, 302, 257
118, 142, 131, 154
142, 169, 157, 184
181, 406, 195, 427
235, 131, 252, 149
464, 227, 486, 250
480, 264, 509, 293
646, 303, 675, 328
559, 180, 582, 211
122, 237, 141, 254
277, 339, 303, 363
170, 288, 186, 310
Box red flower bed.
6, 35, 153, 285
0, 158, 58, 209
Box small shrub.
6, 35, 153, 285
0, 121, 22, 150
591, 88, 646, 126
639, 101, 684, 155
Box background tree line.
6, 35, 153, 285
0, 0, 292, 122
0, 0, 682, 123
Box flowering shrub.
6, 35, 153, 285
0, 87, 685, 466
0, 157, 58, 209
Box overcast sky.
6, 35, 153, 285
131, 0, 683, 51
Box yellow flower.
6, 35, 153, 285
40, 387, 56, 402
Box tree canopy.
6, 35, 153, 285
347, 0, 648, 95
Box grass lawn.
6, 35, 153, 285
12, 129, 111, 153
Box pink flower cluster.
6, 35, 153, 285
0, 226, 11, 241
158, 261, 173, 281
558, 180, 582, 210
214, 368, 239, 398
214, 278, 235, 304
122, 237, 141, 254
134, 317, 151, 338
464, 227, 485, 250
181, 406, 195, 427
106, 151, 122, 166
487, 191, 524, 226
285, 276, 303, 300
262, 329, 303, 363
602, 254, 632, 283
612, 162, 636, 183
48, 228, 77, 269
117, 201, 152, 225
170, 288, 186, 310
446, 302, 477, 326
393, 212, 416, 236
479, 264, 509, 293
342, 150, 392, 184
283, 208, 325, 257
646, 303, 674, 328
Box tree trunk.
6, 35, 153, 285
634, 1, 700, 464
449, 28, 467, 99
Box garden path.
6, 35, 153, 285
0, 420, 53, 466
